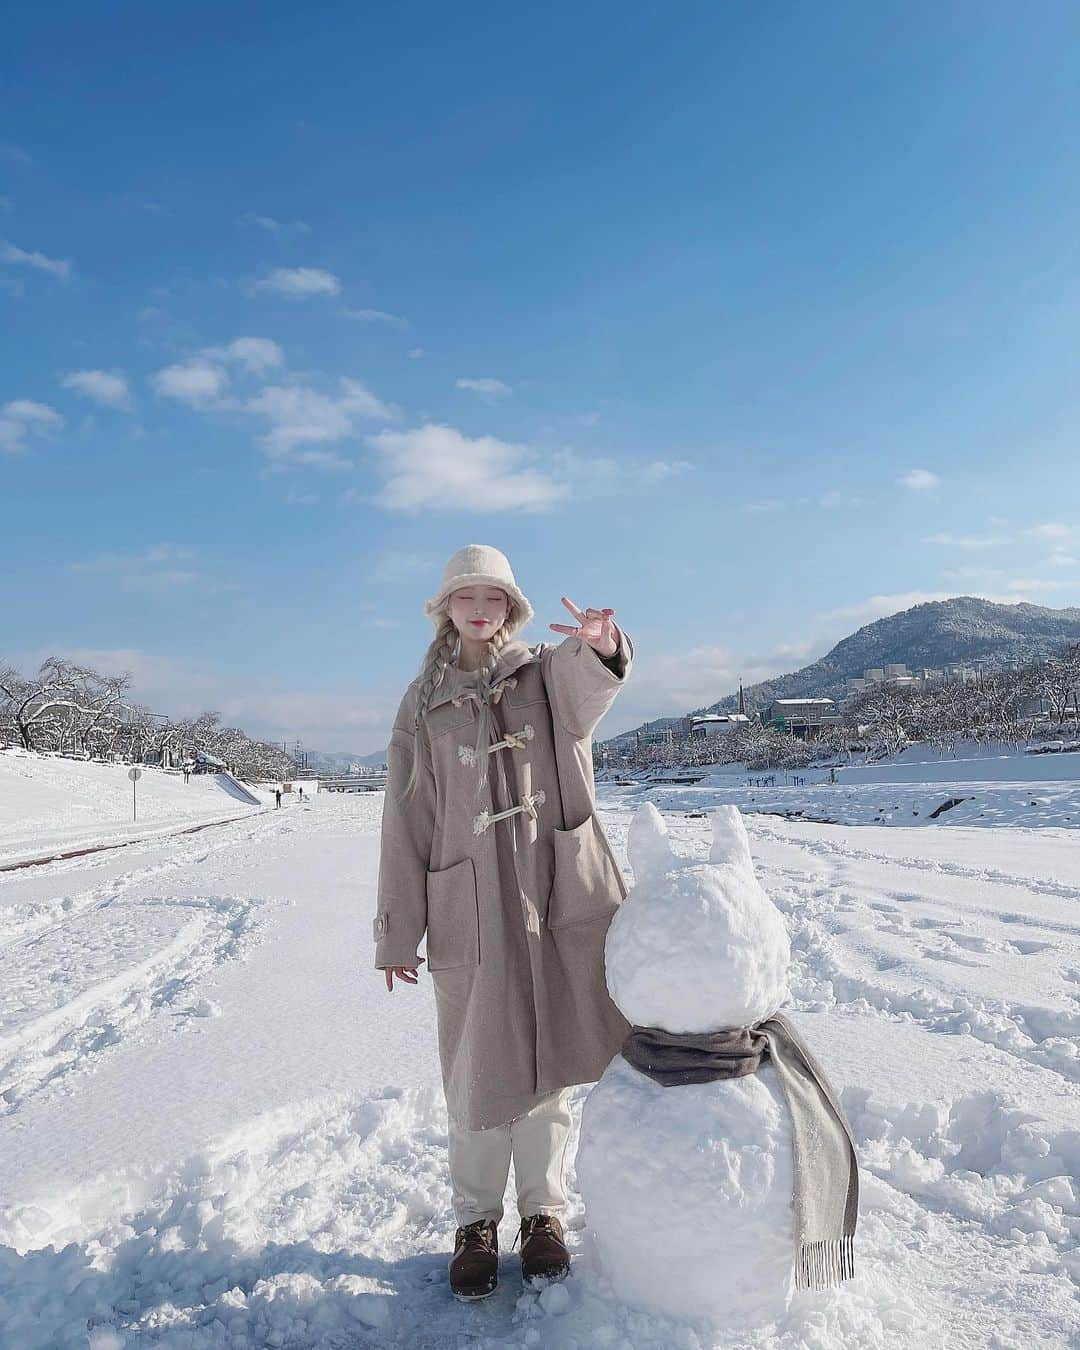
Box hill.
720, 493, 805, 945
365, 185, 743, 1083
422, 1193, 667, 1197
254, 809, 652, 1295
613, 597, 1080, 741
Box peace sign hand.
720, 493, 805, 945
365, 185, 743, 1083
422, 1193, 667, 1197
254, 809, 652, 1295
549, 597, 619, 658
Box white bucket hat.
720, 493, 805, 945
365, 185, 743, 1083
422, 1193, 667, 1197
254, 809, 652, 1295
424, 544, 534, 637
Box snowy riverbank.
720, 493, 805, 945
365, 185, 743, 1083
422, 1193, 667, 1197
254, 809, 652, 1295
606, 742, 1080, 830
0, 783, 1078, 1346
0, 749, 270, 868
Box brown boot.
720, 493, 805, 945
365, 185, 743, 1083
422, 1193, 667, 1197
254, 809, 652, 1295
518, 1213, 570, 1285
449, 1218, 499, 1301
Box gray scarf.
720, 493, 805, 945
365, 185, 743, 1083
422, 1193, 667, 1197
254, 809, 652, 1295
622, 1011, 859, 1291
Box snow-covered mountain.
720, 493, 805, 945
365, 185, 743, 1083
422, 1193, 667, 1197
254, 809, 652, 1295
303, 748, 387, 773
614, 597, 1080, 742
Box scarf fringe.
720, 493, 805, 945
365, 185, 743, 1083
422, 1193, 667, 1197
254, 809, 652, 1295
794, 1234, 855, 1291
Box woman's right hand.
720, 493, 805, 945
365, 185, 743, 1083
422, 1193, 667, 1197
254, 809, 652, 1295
384, 958, 424, 991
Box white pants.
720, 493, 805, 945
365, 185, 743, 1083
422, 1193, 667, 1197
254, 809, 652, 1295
447, 1088, 574, 1227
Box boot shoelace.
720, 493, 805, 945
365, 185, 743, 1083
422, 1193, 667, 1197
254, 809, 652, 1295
514, 1213, 560, 1251
456, 1219, 497, 1256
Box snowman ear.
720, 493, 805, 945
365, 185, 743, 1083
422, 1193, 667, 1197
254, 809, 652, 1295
709, 805, 754, 872
627, 801, 678, 886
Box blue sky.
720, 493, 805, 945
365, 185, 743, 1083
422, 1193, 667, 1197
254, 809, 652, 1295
3, 2, 1079, 753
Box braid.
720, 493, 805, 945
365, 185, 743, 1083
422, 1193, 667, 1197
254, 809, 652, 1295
401, 614, 457, 801
478, 626, 509, 686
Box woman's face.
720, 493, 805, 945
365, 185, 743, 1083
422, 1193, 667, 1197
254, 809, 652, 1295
448, 585, 510, 641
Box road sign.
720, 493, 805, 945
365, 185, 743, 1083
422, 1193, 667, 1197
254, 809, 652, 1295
128, 767, 142, 782
129, 766, 141, 820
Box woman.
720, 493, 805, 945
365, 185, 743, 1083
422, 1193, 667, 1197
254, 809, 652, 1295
372, 543, 633, 1300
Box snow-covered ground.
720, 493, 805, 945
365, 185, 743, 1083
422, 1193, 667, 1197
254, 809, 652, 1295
0, 749, 270, 868
1, 757, 1079, 1347
621, 741, 1080, 830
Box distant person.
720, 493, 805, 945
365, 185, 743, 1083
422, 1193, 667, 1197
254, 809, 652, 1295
299, 785, 304, 802
275, 788, 282, 808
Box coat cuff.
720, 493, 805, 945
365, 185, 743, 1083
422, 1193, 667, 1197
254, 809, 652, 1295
372, 912, 422, 969
590, 628, 628, 678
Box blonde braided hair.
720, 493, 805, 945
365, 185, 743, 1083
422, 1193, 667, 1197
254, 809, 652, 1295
400, 602, 519, 801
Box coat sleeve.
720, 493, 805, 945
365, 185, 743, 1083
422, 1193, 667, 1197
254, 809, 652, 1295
544, 622, 634, 740
373, 689, 436, 969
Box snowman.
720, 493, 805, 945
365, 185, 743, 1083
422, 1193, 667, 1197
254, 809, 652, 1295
577, 802, 858, 1328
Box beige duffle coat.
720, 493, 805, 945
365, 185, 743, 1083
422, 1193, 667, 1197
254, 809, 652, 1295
373, 624, 634, 1130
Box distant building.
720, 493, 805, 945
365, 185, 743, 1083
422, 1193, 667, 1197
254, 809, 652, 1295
767, 698, 839, 738
842, 661, 959, 706
637, 726, 675, 748
690, 713, 751, 738
193, 750, 227, 774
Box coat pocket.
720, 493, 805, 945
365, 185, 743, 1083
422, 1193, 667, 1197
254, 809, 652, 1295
547, 812, 624, 930
425, 857, 480, 970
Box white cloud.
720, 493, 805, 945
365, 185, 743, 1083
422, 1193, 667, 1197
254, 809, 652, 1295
240, 213, 311, 235
71, 543, 195, 573
109, 196, 165, 217
456, 377, 512, 399
1004, 577, 1074, 595
899, 468, 940, 491
817, 590, 958, 626
204, 336, 284, 375
0, 398, 64, 453
246, 377, 395, 455
153, 339, 283, 410
123, 570, 201, 592
941, 565, 1006, 583
0, 239, 70, 280
70, 543, 204, 592
290, 449, 353, 470
152, 358, 230, 408
921, 532, 1006, 550
550, 446, 691, 493
815, 489, 863, 509
343, 307, 408, 328
408, 348, 425, 360
216, 689, 396, 748
149, 339, 395, 465
4, 399, 63, 429
638, 459, 693, 485
61, 370, 132, 410
1028, 521, 1071, 539
367, 423, 570, 514
254, 266, 340, 299
12, 645, 164, 686
1048, 551, 1078, 569
370, 550, 437, 583
741, 499, 785, 514
0, 196, 13, 211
